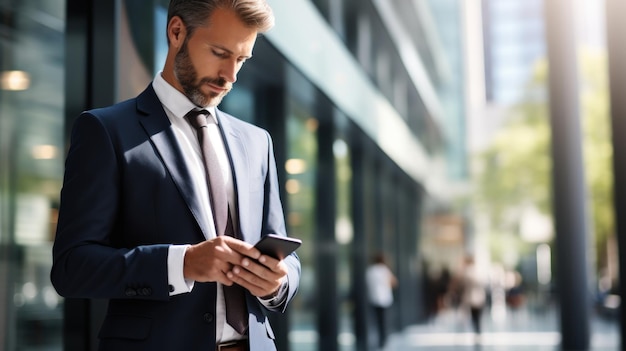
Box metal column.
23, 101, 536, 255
315, 101, 338, 351
605, 0, 626, 349
544, 0, 590, 349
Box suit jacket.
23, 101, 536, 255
51, 84, 300, 351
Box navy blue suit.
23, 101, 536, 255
51, 84, 300, 351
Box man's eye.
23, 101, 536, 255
212, 50, 228, 58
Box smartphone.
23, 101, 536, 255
254, 234, 302, 260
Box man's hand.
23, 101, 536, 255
183, 236, 288, 297
227, 254, 289, 298
183, 236, 259, 285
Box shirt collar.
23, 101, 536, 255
152, 72, 218, 124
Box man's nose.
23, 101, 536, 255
220, 60, 239, 83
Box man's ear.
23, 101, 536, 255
167, 16, 186, 48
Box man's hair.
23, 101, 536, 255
167, 0, 274, 42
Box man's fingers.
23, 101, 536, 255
257, 255, 281, 270
226, 258, 288, 297
221, 236, 260, 259
207, 236, 253, 264
184, 238, 247, 282
228, 266, 277, 297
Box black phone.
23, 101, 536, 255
254, 234, 302, 259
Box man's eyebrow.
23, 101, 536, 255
210, 44, 253, 59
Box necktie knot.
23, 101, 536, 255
185, 109, 210, 129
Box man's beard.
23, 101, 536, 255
174, 39, 231, 107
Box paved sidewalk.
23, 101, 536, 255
382, 306, 620, 351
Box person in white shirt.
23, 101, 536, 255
366, 252, 398, 348
460, 255, 486, 337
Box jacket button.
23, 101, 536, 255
203, 313, 214, 324
140, 287, 152, 296
124, 288, 137, 297
169, 284, 175, 293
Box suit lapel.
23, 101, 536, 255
135, 85, 212, 239
215, 110, 250, 242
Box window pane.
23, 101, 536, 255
286, 94, 319, 351
0, 0, 66, 350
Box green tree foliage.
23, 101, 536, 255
474, 49, 614, 270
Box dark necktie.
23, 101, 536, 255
185, 109, 248, 335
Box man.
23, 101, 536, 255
50, 1, 300, 350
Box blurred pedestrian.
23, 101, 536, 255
366, 252, 398, 348
460, 255, 486, 338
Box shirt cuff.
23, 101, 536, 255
259, 276, 288, 307
167, 244, 194, 296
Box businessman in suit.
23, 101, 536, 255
50, 1, 300, 350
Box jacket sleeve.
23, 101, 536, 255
50, 112, 171, 301
261, 131, 301, 312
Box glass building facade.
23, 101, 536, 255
0, 0, 464, 350
1, 0, 65, 349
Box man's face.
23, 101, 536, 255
174, 8, 258, 107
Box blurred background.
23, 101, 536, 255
0, 0, 622, 350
